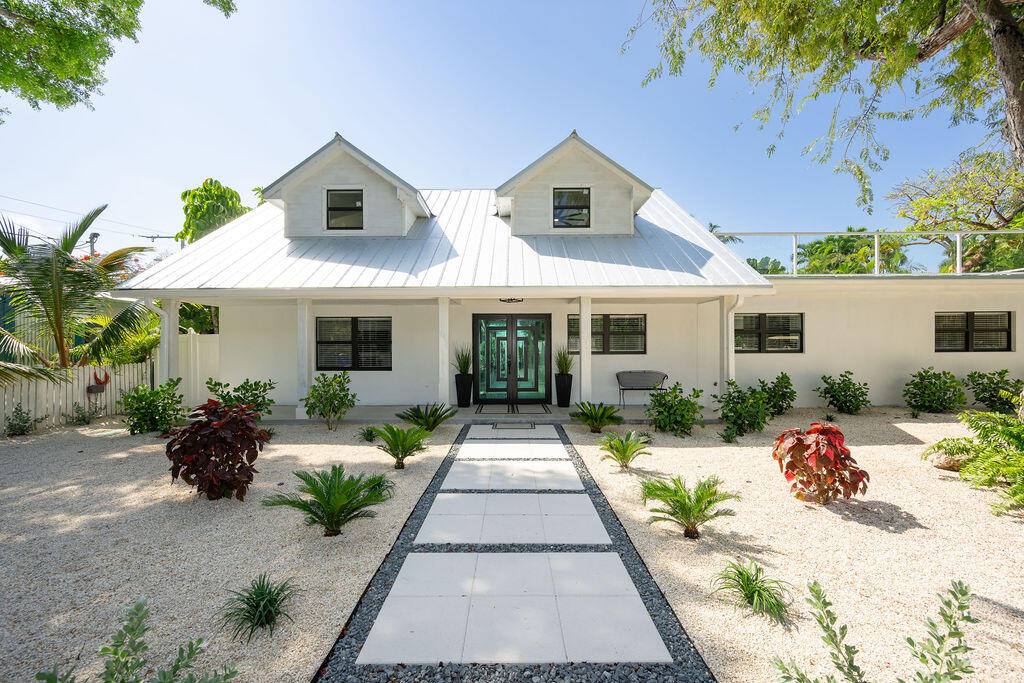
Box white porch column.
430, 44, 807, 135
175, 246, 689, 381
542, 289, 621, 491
579, 295, 592, 402
158, 299, 179, 384
438, 296, 450, 404
296, 298, 312, 419
718, 295, 739, 389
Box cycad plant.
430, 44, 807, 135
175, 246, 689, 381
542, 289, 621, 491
599, 430, 651, 469
639, 475, 740, 539
569, 401, 623, 433
372, 423, 431, 469
396, 403, 458, 431
261, 465, 395, 536
219, 573, 301, 643
712, 559, 791, 623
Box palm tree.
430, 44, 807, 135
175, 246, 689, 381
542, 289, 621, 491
639, 475, 740, 539
0, 207, 151, 385
708, 222, 743, 245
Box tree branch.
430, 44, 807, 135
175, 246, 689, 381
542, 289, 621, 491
0, 5, 36, 31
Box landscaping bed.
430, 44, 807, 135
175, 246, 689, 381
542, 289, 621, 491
568, 408, 1024, 681
0, 420, 457, 682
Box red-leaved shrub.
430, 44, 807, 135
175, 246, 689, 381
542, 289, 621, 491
165, 400, 269, 501
771, 422, 868, 504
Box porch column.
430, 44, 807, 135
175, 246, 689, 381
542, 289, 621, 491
718, 295, 738, 389
579, 295, 592, 402
158, 299, 179, 384
438, 296, 450, 404
296, 298, 312, 419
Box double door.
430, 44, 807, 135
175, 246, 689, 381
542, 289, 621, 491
472, 314, 551, 404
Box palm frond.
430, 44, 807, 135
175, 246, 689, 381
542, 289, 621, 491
93, 245, 151, 274
0, 360, 66, 387
0, 214, 29, 258
74, 301, 153, 365
639, 475, 739, 539
262, 465, 395, 535
58, 205, 108, 254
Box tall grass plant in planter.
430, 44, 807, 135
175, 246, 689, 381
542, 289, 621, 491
554, 346, 574, 408
452, 346, 473, 408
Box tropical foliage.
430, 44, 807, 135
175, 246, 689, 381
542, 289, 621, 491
219, 574, 300, 644
639, 475, 739, 539
396, 403, 458, 431
262, 465, 395, 535
713, 380, 770, 436
570, 401, 623, 433
3, 401, 46, 437
118, 378, 185, 434
301, 372, 357, 430
816, 371, 871, 415
599, 430, 652, 469
963, 369, 1023, 414
712, 559, 791, 624
759, 372, 796, 418
798, 228, 914, 274
645, 383, 704, 437
206, 377, 277, 416
177, 178, 251, 243
372, 424, 431, 469
904, 367, 966, 415
746, 256, 787, 275
771, 423, 869, 504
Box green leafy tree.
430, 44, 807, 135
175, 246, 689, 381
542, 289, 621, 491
176, 178, 250, 243
708, 222, 742, 244
0, 1, 236, 125
798, 227, 915, 274
746, 256, 788, 275
627, 1, 1024, 207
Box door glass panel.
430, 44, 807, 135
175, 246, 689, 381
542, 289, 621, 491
477, 318, 509, 401
514, 317, 547, 401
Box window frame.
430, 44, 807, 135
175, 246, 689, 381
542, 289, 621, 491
552, 186, 591, 228
567, 314, 647, 355
324, 187, 365, 231
734, 313, 804, 354
315, 316, 392, 371
934, 311, 1012, 353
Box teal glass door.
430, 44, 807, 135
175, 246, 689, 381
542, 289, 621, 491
473, 314, 550, 404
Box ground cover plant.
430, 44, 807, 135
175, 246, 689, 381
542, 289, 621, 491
713, 380, 769, 438
645, 383, 704, 436
904, 367, 966, 416
219, 573, 301, 643
396, 403, 458, 431
4, 402, 46, 436
771, 422, 868, 504
712, 559, 790, 624
372, 424, 430, 469
262, 464, 395, 536
963, 370, 1023, 414
119, 378, 185, 434
773, 580, 978, 682
359, 426, 377, 442
759, 372, 797, 418
301, 372, 357, 430
570, 401, 623, 433
599, 430, 651, 469
62, 401, 103, 426
165, 400, 269, 501
639, 475, 739, 539
206, 377, 277, 416
36, 599, 237, 682
815, 371, 870, 415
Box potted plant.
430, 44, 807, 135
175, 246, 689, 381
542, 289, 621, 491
554, 345, 574, 408
452, 346, 473, 408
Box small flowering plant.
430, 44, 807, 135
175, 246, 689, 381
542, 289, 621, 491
771, 422, 868, 504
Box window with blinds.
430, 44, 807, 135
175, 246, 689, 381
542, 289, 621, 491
567, 314, 646, 354
935, 312, 1011, 352
734, 313, 803, 353
316, 317, 392, 370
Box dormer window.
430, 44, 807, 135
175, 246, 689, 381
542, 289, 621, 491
553, 188, 590, 228
327, 189, 363, 230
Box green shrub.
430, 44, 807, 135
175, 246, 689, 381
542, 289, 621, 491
903, 367, 966, 414
262, 464, 395, 535
62, 402, 103, 426
219, 573, 301, 643
713, 380, 770, 437
815, 371, 871, 415
570, 402, 623, 433
35, 599, 237, 682
372, 424, 431, 469
645, 383, 704, 437
205, 377, 276, 417
639, 475, 739, 539
774, 581, 978, 683
4, 402, 46, 437
599, 430, 651, 469
712, 559, 791, 624
963, 370, 1023, 414
396, 403, 458, 431
359, 426, 377, 442
718, 424, 740, 443
758, 372, 796, 418
554, 345, 574, 375
451, 346, 473, 375
118, 378, 185, 434
301, 372, 357, 430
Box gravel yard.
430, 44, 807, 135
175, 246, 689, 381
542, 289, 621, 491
0, 420, 456, 682
568, 408, 1024, 683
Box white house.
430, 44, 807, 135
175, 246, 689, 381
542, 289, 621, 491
116, 132, 1024, 415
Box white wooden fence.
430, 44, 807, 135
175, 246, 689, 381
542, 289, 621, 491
0, 362, 152, 430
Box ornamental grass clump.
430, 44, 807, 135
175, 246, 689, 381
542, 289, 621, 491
570, 401, 623, 433
219, 573, 301, 643
396, 403, 458, 431
771, 422, 868, 504
815, 371, 871, 415
165, 400, 269, 501
639, 475, 739, 539
645, 383, 704, 437
712, 559, 791, 624
372, 423, 431, 469
261, 464, 395, 536
903, 367, 966, 415
599, 430, 651, 469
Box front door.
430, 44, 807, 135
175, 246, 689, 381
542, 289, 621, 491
472, 314, 551, 404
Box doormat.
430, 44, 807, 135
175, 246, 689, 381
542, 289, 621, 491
513, 403, 551, 415
474, 404, 511, 414
492, 422, 536, 429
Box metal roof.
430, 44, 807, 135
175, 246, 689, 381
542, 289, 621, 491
115, 189, 770, 296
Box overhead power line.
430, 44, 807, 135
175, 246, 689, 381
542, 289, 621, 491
0, 193, 175, 237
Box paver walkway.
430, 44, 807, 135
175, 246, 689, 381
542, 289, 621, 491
316, 423, 713, 681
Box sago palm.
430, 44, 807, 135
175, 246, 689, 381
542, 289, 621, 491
640, 475, 740, 539
599, 430, 651, 469
570, 401, 623, 433
261, 465, 395, 536
395, 403, 458, 431
372, 423, 431, 469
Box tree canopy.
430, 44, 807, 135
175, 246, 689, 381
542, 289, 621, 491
798, 227, 915, 274
177, 178, 250, 243
746, 256, 788, 275
0, 0, 236, 124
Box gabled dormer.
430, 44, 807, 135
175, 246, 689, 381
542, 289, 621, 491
495, 130, 654, 236
261, 133, 430, 237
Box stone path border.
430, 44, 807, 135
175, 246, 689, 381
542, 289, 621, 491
314, 424, 715, 682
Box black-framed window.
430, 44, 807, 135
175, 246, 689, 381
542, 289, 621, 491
935, 312, 1012, 352
316, 317, 392, 370
567, 314, 646, 354
326, 189, 363, 230
735, 313, 803, 353
553, 187, 590, 228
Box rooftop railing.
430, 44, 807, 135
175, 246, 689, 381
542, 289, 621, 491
718, 229, 1024, 276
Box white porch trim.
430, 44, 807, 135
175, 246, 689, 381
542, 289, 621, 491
158, 299, 179, 384
437, 296, 450, 404
719, 295, 742, 389
296, 298, 312, 418
579, 295, 592, 402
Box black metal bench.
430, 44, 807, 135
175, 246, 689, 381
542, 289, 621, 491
615, 370, 668, 407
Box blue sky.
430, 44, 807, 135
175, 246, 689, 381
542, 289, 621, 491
0, 0, 985, 265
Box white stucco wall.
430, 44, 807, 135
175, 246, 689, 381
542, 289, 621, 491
219, 302, 299, 405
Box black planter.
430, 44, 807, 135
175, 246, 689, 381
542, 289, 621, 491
555, 373, 573, 408
455, 373, 473, 408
